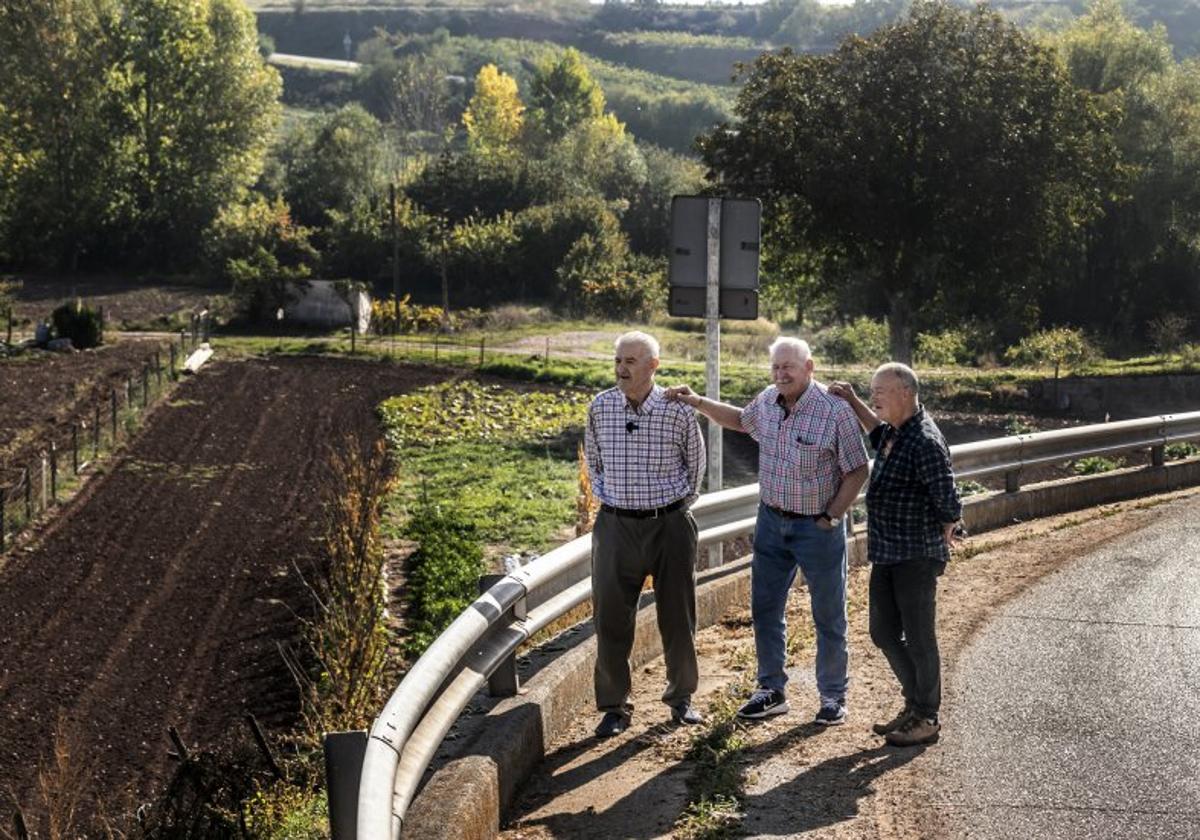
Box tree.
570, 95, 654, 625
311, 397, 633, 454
527, 48, 605, 145
1044, 0, 1200, 349
700, 0, 1116, 362
462, 64, 524, 161
281, 104, 391, 228
1004, 326, 1097, 383
113, 0, 281, 268
0, 0, 122, 269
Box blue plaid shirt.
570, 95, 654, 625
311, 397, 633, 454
865, 407, 962, 565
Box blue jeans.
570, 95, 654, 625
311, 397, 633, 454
751, 503, 849, 700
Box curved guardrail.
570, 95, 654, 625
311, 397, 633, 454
356, 410, 1200, 839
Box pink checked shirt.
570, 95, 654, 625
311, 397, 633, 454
740, 381, 869, 515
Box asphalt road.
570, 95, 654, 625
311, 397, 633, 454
935, 496, 1200, 839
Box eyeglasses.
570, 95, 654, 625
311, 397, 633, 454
625, 421, 638, 434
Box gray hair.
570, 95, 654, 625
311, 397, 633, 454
768, 336, 812, 363
615, 330, 660, 359
874, 362, 919, 394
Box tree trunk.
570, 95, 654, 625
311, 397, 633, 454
888, 293, 914, 365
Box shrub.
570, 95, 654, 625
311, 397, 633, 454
404, 505, 484, 655
1165, 442, 1200, 461
817, 317, 888, 365
1148, 313, 1189, 354
1004, 327, 1097, 378
915, 328, 970, 367
1072, 456, 1119, 475
50, 300, 103, 348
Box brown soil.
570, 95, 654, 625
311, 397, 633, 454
0, 355, 448, 834
501, 490, 1197, 839
7, 275, 221, 330
0, 337, 171, 473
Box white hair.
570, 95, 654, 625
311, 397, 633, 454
768, 336, 812, 363
874, 362, 920, 394
615, 330, 660, 359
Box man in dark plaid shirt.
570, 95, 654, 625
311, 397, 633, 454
830, 363, 963, 747
584, 331, 706, 738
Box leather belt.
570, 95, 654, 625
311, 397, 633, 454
764, 503, 820, 520
600, 499, 685, 519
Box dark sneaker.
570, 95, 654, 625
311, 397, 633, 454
594, 711, 631, 738
670, 701, 704, 726
736, 688, 789, 720
872, 705, 915, 736
814, 697, 847, 726
885, 716, 940, 747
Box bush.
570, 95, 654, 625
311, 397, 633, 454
817, 317, 888, 365
1004, 327, 1097, 377
915, 328, 970, 367
1166, 442, 1200, 461
50, 300, 103, 348
1148, 313, 1190, 354
404, 505, 484, 655
1072, 456, 1119, 475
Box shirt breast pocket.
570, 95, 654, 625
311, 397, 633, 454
787, 442, 827, 472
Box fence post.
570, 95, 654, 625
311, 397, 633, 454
142, 365, 149, 409
479, 336, 485, 368
72, 423, 79, 474
5, 305, 11, 345
24, 466, 31, 522
434, 334, 439, 363
478, 574, 523, 696
545, 335, 550, 367
126, 378, 133, 411
49, 443, 57, 503
155, 352, 162, 389
170, 343, 177, 380
1151, 444, 1165, 467
1004, 469, 1020, 494
111, 388, 118, 441
93, 403, 100, 460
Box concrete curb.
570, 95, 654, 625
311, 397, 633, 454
402, 458, 1200, 840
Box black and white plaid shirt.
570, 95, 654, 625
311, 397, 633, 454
865, 407, 962, 565
585, 384, 705, 509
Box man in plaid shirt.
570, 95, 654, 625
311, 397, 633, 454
830, 363, 963, 747
667, 337, 869, 726
585, 331, 706, 738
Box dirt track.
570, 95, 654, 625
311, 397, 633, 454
0, 355, 446, 831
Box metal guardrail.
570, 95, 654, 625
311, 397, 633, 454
353, 411, 1200, 840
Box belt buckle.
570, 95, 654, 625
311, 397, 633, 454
651, 506, 660, 519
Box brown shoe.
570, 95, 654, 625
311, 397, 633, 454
885, 717, 940, 747
872, 705, 915, 736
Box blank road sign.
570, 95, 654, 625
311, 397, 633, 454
719, 198, 761, 291
668, 196, 710, 289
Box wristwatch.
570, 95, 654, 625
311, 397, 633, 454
818, 511, 842, 526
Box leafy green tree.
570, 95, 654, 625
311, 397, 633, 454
1045, 0, 1200, 348
462, 64, 525, 162
527, 48, 605, 145
529, 114, 647, 204
1004, 326, 1097, 381
280, 104, 391, 228
622, 144, 706, 254
701, 0, 1116, 362
113, 0, 281, 268
0, 0, 122, 269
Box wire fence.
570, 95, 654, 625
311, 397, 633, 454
0, 327, 209, 553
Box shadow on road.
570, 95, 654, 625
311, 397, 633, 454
741, 742, 929, 835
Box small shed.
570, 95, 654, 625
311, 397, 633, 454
284, 280, 371, 334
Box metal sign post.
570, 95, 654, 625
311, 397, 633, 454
705, 199, 723, 569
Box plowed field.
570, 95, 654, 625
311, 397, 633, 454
0, 355, 446, 832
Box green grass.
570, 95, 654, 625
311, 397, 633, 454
379, 381, 591, 555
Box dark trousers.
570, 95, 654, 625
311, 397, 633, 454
591, 508, 699, 714
868, 558, 944, 720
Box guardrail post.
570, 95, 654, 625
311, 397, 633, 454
1005, 469, 1020, 494
1150, 444, 1165, 466
480, 573, 524, 696
324, 730, 367, 840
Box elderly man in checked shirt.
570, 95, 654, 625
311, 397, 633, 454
667, 337, 869, 726
829, 363, 963, 747
585, 331, 706, 738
